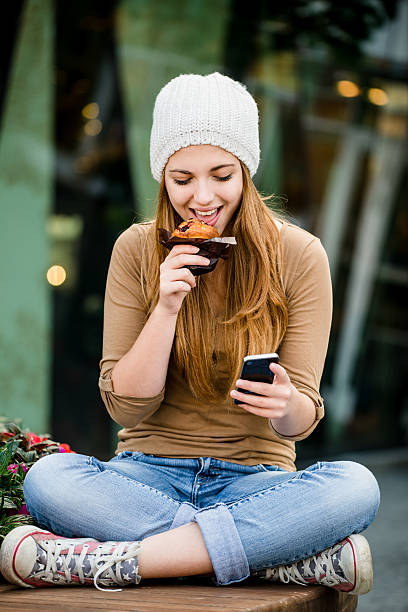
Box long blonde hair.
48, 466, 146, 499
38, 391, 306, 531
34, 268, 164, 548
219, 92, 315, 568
140, 162, 288, 401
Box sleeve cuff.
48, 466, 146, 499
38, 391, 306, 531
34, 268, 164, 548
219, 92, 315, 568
98, 374, 164, 402
98, 373, 165, 428
268, 390, 324, 442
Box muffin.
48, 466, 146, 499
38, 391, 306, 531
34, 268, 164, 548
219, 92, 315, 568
170, 218, 220, 240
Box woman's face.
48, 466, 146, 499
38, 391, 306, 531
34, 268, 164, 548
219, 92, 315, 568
164, 145, 243, 235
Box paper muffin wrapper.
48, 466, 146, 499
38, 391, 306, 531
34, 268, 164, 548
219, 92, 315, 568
158, 229, 237, 276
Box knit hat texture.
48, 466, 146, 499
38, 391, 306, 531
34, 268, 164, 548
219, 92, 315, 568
150, 72, 260, 182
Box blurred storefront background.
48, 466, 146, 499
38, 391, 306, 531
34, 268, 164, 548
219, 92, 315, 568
1, 0, 407, 460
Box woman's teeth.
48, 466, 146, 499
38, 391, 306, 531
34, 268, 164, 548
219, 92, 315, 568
195, 208, 218, 217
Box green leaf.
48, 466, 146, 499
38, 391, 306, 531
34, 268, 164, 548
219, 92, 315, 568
14, 450, 32, 463
0, 440, 20, 473
5, 478, 25, 491
0, 513, 34, 542
24, 451, 38, 463
7, 423, 22, 436
1, 497, 18, 509
42, 444, 60, 454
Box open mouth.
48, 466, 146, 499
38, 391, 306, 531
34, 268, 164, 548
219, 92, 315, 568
189, 206, 222, 226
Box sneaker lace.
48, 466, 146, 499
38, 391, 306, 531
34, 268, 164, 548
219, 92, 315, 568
267, 543, 350, 588
38, 539, 142, 591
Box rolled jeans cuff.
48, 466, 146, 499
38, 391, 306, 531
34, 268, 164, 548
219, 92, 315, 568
194, 503, 250, 585
170, 502, 197, 529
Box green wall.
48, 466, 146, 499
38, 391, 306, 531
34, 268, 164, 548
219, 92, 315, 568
116, 0, 231, 217
0, 0, 54, 433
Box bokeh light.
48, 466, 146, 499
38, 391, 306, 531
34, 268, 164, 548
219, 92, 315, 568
336, 80, 360, 98
82, 102, 99, 119
84, 119, 102, 136
47, 265, 66, 286
368, 88, 389, 106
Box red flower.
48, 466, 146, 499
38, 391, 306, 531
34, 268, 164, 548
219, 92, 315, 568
27, 433, 42, 445
58, 443, 75, 453
1, 432, 15, 441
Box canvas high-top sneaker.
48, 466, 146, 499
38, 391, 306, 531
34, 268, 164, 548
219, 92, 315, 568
0, 525, 142, 591
254, 534, 373, 595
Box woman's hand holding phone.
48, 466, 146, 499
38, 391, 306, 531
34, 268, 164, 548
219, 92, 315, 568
158, 244, 210, 315
230, 356, 293, 422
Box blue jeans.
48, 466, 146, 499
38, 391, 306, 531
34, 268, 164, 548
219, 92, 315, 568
23, 452, 380, 586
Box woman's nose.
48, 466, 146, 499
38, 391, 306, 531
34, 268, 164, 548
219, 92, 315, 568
194, 181, 213, 206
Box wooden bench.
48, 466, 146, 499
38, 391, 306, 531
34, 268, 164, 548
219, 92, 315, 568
0, 578, 358, 611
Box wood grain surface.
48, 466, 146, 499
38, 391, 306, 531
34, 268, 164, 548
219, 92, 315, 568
0, 579, 358, 611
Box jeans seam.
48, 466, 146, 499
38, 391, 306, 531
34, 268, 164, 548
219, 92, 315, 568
224, 463, 335, 508
89, 457, 180, 507
225, 473, 302, 508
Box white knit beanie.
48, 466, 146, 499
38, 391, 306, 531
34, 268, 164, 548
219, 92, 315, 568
150, 72, 260, 182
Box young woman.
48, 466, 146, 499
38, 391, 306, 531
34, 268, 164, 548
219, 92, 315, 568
0, 73, 379, 594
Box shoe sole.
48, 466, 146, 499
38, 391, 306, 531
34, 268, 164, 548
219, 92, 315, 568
345, 534, 373, 595
0, 525, 49, 588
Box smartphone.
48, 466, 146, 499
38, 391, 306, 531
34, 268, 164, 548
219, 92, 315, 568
234, 353, 279, 405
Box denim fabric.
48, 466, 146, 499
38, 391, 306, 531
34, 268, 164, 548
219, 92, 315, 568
23, 452, 380, 585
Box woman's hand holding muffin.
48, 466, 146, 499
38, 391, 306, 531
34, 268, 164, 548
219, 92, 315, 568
158, 244, 210, 316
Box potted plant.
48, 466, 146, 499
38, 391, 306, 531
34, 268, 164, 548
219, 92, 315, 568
0, 419, 74, 545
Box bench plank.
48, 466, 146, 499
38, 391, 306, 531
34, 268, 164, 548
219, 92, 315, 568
0, 581, 358, 611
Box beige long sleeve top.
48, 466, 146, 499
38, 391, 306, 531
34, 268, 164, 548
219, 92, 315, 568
99, 220, 332, 471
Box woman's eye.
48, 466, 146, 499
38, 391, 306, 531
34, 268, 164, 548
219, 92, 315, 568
173, 178, 191, 185
173, 174, 232, 186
